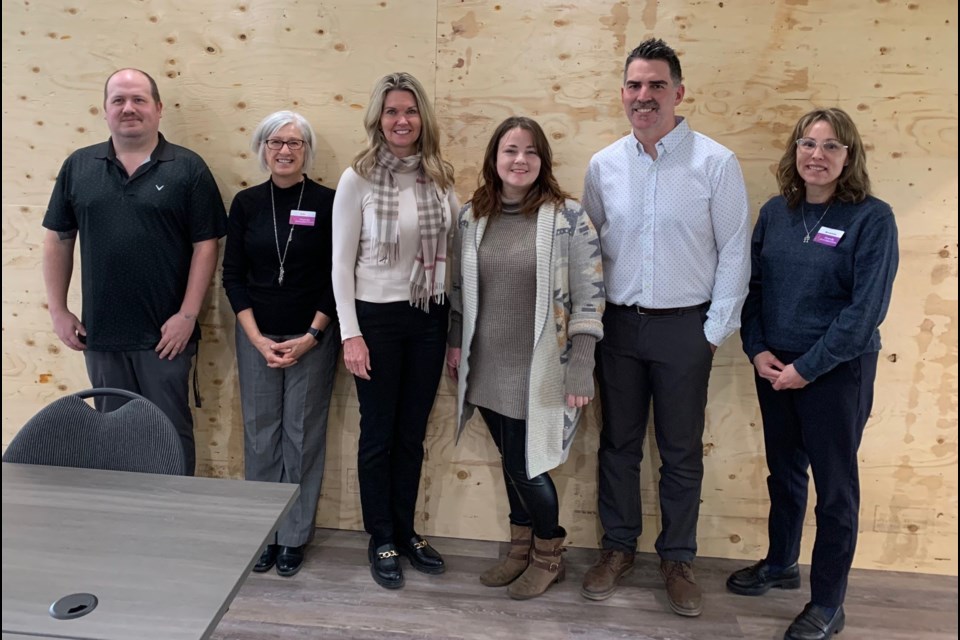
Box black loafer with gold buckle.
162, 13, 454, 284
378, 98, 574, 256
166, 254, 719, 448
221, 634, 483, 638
397, 534, 445, 574
368, 538, 404, 589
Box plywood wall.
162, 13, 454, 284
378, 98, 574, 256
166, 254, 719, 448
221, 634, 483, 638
2, 0, 956, 575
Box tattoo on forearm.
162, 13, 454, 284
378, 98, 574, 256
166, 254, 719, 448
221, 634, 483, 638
57, 230, 78, 241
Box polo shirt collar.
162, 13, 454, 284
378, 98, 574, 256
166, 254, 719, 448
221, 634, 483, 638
96, 132, 172, 162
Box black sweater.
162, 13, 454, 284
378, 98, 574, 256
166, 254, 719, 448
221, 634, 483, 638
222, 177, 337, 335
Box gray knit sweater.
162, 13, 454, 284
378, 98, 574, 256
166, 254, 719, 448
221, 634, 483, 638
463, 205, 597, 419
450, 199, 606, 477
465, 207, 537, 418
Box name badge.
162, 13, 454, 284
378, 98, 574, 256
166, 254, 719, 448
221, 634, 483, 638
289, 210, 316, 226
813, 226, 844, 247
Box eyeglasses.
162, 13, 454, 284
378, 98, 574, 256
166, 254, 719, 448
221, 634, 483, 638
796, 138, 848, 155
265, 138, 305, 151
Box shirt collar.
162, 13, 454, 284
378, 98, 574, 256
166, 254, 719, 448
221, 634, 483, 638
96, 132, 171, 161
632, 116, 691, 157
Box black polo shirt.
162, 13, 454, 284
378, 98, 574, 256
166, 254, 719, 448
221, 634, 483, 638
43, 133, 227, 351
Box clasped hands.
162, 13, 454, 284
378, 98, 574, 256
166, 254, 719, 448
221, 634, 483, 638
257, 334, 315, 369
753, 351, 808, 390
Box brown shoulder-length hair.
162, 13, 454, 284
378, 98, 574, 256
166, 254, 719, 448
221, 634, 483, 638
351, 72, 454, 191
777, 107, 872, 208
470, 116, 571, 219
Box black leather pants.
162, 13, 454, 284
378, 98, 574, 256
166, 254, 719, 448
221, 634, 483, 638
478, 407, 560, 539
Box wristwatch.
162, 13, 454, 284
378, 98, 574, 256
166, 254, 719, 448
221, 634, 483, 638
306, 326, 322, 342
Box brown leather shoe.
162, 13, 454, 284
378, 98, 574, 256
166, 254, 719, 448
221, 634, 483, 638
580, 549, 635, 601
660, 559, 702, 617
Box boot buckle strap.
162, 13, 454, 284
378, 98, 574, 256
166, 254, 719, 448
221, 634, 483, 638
531, 557, 561, 572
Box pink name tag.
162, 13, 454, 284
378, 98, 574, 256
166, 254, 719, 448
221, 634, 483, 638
289, 210, 316, 226
813, 226, 844, 247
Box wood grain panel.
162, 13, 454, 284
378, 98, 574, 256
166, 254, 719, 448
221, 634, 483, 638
2, 0, 956, 576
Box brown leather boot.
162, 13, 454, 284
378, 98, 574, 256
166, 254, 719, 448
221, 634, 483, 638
661, 559, 702, 617
506, 528, 566, 600
580, 549, 635, 600
479, 524, 533, 587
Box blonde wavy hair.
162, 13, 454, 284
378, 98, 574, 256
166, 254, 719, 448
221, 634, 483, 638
351, 72, 454, 191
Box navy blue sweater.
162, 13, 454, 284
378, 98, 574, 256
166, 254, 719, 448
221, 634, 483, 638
740, 195, 899, 382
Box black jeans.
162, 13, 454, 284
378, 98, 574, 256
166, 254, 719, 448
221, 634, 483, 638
757, 350, 877, 608
478, 407, 560, 539
595, 305, 714, 561
353, 300, 447, 546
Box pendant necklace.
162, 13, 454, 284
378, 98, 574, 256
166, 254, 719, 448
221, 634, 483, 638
801, 201, 832, 243
271, 179, 305, 286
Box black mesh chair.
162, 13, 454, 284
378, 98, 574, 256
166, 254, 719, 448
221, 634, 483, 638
2, 388, 186, 475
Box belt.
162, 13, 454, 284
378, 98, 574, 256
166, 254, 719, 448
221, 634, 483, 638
609, 301, 710, 316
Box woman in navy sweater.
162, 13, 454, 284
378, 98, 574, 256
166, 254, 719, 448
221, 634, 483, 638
727, 108, 898, 640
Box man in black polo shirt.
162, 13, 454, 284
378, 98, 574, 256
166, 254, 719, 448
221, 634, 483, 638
42, 68, 227, 475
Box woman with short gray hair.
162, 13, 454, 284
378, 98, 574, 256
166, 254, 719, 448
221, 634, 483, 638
222, 110, 339, 578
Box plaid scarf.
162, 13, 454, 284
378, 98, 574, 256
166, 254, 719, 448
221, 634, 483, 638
371, 147, 447, 311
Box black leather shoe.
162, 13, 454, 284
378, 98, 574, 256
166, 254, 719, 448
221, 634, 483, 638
368, 538, 404, 589
784, 604, 845, 640
727, 560, 801, 596
397, 534, 446, 574
253, 544, 279, 573
276, 545, 305, 577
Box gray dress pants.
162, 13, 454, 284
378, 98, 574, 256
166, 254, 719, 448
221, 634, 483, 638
236, 322, 339, 547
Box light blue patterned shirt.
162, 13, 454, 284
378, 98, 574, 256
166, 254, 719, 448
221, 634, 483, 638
582, 118, 751, 346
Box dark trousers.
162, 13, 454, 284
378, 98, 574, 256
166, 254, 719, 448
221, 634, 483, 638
84, 343, 197, 475
758, 350, 877, 608
353, 300, 447, 545
595, 305, 714, 561
478, 407, 560, 539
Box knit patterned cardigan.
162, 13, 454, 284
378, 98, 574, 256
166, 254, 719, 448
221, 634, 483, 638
450, 199, 605, 477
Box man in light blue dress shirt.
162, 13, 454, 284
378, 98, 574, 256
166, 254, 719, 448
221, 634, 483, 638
579, 38, 751, 618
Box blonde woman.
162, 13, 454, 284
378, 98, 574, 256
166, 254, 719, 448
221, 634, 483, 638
332, 72, 457, 589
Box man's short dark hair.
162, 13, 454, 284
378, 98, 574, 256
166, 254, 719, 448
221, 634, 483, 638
103, 68, 162, 105
624, 38, 683, 85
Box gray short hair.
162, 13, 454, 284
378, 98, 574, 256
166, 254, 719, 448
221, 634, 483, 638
250, 110, 317, 175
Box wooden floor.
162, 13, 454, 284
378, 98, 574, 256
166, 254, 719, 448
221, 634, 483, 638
212, 529, 958, 640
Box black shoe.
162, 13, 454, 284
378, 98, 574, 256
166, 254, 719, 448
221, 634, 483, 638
276, 545, 305, 577
784, 603, 845, 640
253, 544, 279, 573
397, 535, 446, 575
726, 560, 801, 596
368, 538, 404, 589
